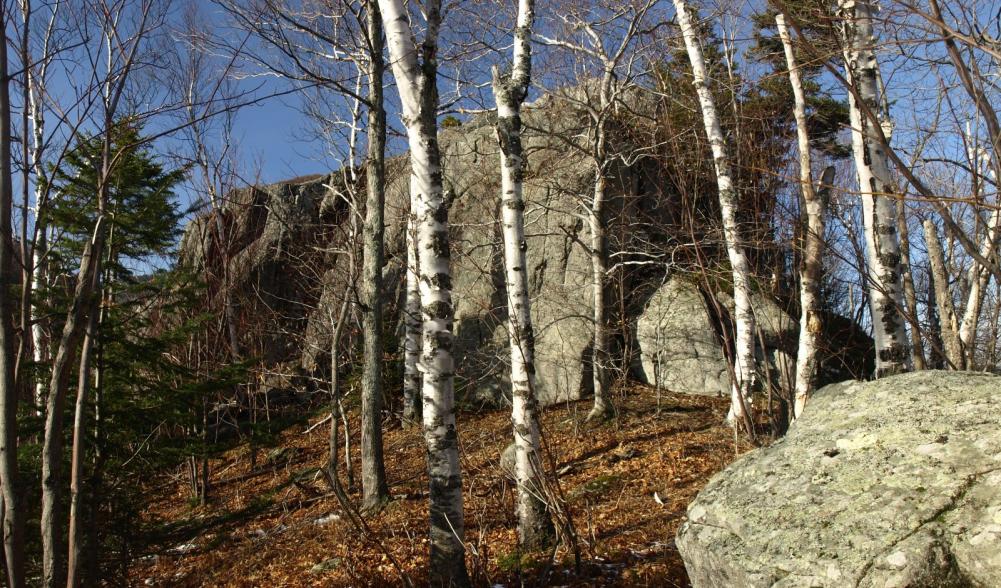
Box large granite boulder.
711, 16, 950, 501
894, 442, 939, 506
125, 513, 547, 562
635, 277, 730, 396
635, 276, 873, 396
181, 96, 651, 406
677, 370, 1001, 587
635, 277, 800, 396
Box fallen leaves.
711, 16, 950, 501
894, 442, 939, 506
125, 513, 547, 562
132, 384, 749, 587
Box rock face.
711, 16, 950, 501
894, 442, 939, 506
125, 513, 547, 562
181, 97, 663, 406
635, 276, 873, 397
635, 278, 730, 396
178, 95, 870, 407
677, 371, 1001, 588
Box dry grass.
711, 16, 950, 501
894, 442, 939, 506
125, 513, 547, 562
132, 384, 750, 587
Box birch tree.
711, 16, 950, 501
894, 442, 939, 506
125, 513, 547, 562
378, 0, 469, 583
957, 143, 998, 366
24, 1, 62, 414
536, 0, 656, 421
492, 0, 553, 549
673, 0, 755, 428
837, 0, 911, 376
775, 13, 832, 418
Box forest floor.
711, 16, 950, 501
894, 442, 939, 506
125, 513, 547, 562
132, 384, 752, 587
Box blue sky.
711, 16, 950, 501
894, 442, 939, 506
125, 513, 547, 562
233, 96, 332, 184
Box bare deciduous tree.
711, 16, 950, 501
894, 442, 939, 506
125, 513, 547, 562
492, 0, 553, 549
674, 0, 755, 429
379, 0, 469, 582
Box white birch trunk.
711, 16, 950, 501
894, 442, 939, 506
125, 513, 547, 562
674, 0, 755, 426
402, 187, 422, 425
585, 67, 616, 423
838, 0, 911, 376
588, 171, 613, 421
492, 0, 553, 549
777, 14, 828, 419
29, 81, 48, 413
379, 0, 468, 583
924, 219, 965, 369
958, 208, 999, 365
958, 140, 998, 367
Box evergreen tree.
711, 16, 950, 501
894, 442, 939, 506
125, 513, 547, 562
28, 120, 240, 584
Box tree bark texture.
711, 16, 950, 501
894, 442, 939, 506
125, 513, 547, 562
838, 0, 911, 376
379, 0, 469, 583
675, 0, 756, 426
360, 0, 390, 512
492, 0, 554, 550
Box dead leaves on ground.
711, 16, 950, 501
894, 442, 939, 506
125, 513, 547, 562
133, 385, 750, 587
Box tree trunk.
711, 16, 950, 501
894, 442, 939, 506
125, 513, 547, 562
587, 172, 613, 422
958, 210, 1000, 368
27, 37, 49, 414
896, 199, 926, 370
492, 0, 554, 549
0, 7, 26, 580
926, 267, 945, 369
402, 210, 421, 425
923, 220, 964, 369
838, 0, 911, 377
777, 13, 827, 419
328, 215, 356, 492
674, 0, 756, 428
31, 223, 48, 409
360, 0, 390, 513
68, 232, 112, 588
379, 0, 469, 583
67, 296, 100, 588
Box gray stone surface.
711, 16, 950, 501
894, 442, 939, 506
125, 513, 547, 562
178, 95, 867, 407
635, 278, 729, 396
677, 370, 1001, 588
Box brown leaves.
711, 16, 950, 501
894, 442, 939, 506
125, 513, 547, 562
132, 385, 748, 587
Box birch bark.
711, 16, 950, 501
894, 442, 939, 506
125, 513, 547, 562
492, 0, 553, 549
957, 136, 998, 367
776, 14, 827, 418
958, 208, 999, 365
838, 0, 911, 376
674, 0, 755, 426
378, 0, 468, 582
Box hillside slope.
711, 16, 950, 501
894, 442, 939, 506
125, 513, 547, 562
132, 385, 749, 587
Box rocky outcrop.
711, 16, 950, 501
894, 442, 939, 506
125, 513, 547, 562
635, 277, 730, 396
635, 276, 873, 397
178, 94, 870, 407
677, 371, 1001, 587
179, 175, 345, 365
179, 98, 653, 405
